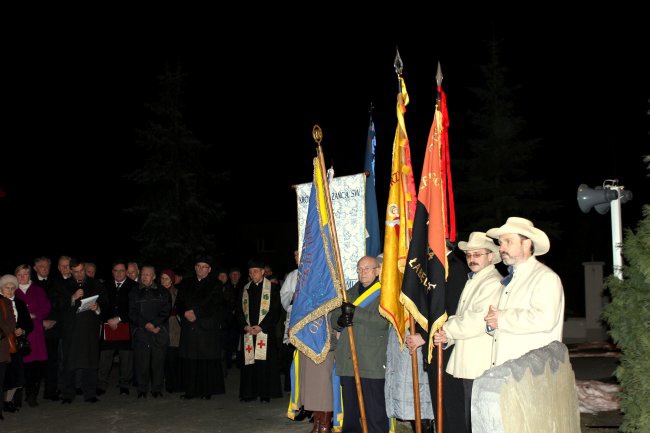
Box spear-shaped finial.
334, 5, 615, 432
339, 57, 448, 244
312, 124, 323, 147
436, 61, 443, 87
394, 47, 403, 76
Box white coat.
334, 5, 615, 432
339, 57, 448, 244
444, 264, 503, 379
489, 256, 564, 367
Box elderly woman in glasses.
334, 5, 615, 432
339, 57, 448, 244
0, 274, 34, 414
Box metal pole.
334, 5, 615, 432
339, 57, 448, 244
610, 186, 624, 280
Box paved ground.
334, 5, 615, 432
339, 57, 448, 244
0, 367, 306, 433
1, 349, 622, 433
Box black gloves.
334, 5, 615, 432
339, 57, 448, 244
336, 301, 356, 328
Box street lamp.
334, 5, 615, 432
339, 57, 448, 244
577, 180, 633, 279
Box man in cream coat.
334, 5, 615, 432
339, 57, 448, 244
433, 232, 503, 432
484, 217, 565, 367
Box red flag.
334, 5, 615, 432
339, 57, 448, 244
400, 81, 455, 362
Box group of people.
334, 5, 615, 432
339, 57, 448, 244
0, 216, 566, 431
0, 253, 289, 421
283, 216, 565, 433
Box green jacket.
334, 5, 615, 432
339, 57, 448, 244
333, 279, 388, 379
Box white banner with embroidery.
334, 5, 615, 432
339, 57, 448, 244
296, 173, 366, 289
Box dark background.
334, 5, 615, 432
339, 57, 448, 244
1, 10, 648, 316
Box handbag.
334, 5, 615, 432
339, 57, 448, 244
6, 333, 17, 354
16, 334, 31, 356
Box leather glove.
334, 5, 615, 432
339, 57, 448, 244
336, 302, 355, 328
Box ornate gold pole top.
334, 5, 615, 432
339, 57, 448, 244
312, 124, 323, 147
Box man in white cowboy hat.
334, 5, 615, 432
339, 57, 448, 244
484, 217, 565, 367
432, 231, 503, 432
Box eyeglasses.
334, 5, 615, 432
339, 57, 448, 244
357, 266, 378, 273
465, 252, 490, 259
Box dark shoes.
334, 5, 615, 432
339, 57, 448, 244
293, 406, 312, 421
120, 388, 130, 396
61, 399, 72, 404
239, 397, 254, 402
260, 397, 270, 403
96, 388, 106, 396
85, 397, 99, 403
43, 393, 60, 401
3, 402, 19, 413
180, 394, 194, 400
151, 392, 162, 398
200, 395, 211, 400
138, 392, 147, 399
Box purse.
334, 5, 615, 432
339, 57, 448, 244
16, 334, 31, 356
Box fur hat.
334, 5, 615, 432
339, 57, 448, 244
0, 274, 18, 290
195, 255, 213, 267
458, 232, 501, 264
247, 258, 265, 269
486, 217, 550, 256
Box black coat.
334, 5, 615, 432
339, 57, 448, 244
129, 283, 171, 347
176, 275, 225, 360
101, 278, 138, 350
40, 277, 68, 339
13, 296, 34, 336
60, 277, 108, 370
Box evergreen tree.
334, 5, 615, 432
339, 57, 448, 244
454, 37, 560, 237
126, 64, 224, 271
603, 156, 650, 433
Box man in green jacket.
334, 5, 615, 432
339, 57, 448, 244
334, 255, 389, 433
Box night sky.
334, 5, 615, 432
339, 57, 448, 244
2, 11, 648, 313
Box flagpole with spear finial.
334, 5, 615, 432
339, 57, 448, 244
395, 48, 423, 433
434, 61, 446, 433
312, 125, 369, 433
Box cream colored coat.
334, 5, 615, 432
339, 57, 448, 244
444, 265, 502, 379
489, 256, 564, 367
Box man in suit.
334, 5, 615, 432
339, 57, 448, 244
33, 256, 65, 401
97, 260, 138, 396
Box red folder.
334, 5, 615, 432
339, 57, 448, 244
103, 322, 130, 341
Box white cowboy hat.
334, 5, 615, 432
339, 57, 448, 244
458, 232, 501, 264
486, 217, 550, 256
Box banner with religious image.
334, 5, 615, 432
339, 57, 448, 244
296, 173, 366, 289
